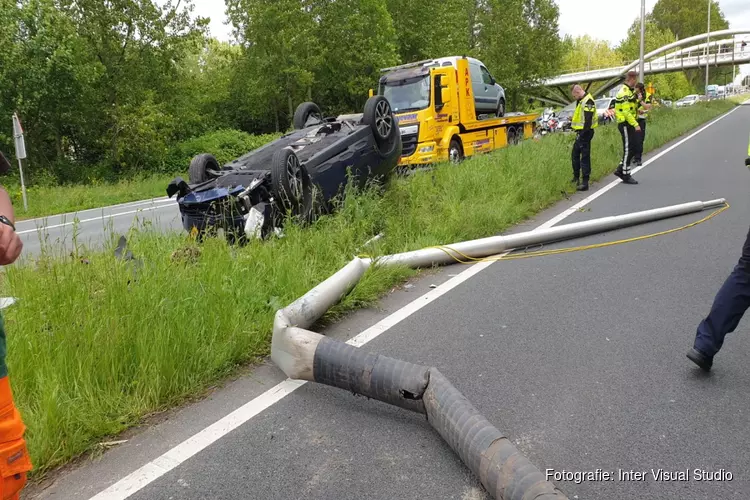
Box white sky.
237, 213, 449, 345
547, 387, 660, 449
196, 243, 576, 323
192, 0, 750, 77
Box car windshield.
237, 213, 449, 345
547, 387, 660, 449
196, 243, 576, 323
381, 75, 431, 113
595, 99, 610, 109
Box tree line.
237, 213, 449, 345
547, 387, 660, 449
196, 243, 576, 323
561, 0, 733, 101
0, 0, 737, 185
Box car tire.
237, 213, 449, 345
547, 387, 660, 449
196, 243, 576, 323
188, 153, 221, 184
270, 148, 313, 220
507, 127, 516, 146
293, 102, 323, 130
497, 98, 505, 118
363, 95, 396, 148
449, 138, 464, 164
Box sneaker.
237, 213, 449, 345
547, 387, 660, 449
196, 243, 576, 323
687, 348, 713, 372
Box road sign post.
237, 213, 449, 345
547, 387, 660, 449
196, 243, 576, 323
12, 113, 28, 212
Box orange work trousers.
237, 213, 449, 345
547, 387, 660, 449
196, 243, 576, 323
0, 376, 31, 500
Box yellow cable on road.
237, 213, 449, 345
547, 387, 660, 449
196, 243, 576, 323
426, 201, 730, 265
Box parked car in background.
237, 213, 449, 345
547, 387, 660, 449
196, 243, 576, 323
595, 97, 616, 124
676, 94, 700, 107
555, 102, 576, 131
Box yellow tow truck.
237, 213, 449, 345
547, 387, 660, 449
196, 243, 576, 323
372, 56, 539, 167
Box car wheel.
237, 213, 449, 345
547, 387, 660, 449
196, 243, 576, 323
188, 153, 221, 184
449, 138, 464, 164
293, 102, 323, 130
271, 148, 313, 220
497, 98, 505, 118
363, 95, 395, 147
506, 127, 516, 146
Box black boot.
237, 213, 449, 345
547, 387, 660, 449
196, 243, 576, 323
687, 347, 713, 372
571, 176, 579, 184
577, 178, 589, 191
621, 175, 639, 185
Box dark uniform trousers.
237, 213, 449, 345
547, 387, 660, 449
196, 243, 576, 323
572, 129, 595, 181
635, 118, 647, 163
694, 223, 750, 358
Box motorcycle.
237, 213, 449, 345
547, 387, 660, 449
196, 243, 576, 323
537, 107, 558, 135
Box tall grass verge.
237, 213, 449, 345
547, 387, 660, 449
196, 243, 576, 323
6, 130, 282, 222
9, 174, 176, 221
1, 99, 737, 476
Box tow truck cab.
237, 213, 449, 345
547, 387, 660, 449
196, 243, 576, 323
376, 56, 538, 167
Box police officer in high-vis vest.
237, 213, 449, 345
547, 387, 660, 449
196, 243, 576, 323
633, 82, 653, 166
687, 134, 750, 372
614, 70, 641, 185
570, 84, 598, 191
0, 150, 31, 500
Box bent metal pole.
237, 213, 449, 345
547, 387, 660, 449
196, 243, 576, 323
370, 199, 726, 269
272, 318, 569, 499
271, 198, 726, 499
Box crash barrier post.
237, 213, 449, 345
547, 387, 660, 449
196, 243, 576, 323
271, 199, 726, 499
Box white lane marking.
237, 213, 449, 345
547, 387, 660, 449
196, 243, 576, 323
90, 381, 306, 500
87, 104, 743, 500
15, 197, 173, 229
17, 202, 177, 235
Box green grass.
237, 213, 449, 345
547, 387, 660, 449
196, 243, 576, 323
727, 93, 750, 105
6, 129, 283, 222
0, 99, 737, 477
9, 174, 176, 221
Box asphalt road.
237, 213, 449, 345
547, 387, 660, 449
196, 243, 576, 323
14, 196, 182, 258
30, 102, 750, 500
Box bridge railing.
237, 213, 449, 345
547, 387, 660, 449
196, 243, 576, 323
542, 34, 750, 87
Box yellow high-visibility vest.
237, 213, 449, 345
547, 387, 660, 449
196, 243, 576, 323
572, 93, 598, 130
615, 84, 639, 127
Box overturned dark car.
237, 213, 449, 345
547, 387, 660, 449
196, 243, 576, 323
167, 95, 402, 242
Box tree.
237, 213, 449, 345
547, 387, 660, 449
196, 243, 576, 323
561, 35, 624, 73
311, 0, 399, 114
172, 38, 243, 138
226, 0, 320, 131
61, 0, 207, 170
651, 0, 728, 40
0, 0, 208, 181
475, 0, 562, 109
385, 0, 473, 63
617, 19, 694, 100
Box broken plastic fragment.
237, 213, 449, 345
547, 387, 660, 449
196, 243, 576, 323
244, 207, 265, 240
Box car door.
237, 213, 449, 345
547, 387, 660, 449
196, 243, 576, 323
469, 61, 485, 114
480, 65, 499, 113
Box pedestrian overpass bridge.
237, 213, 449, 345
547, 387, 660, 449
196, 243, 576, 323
530, 29, 750, 106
